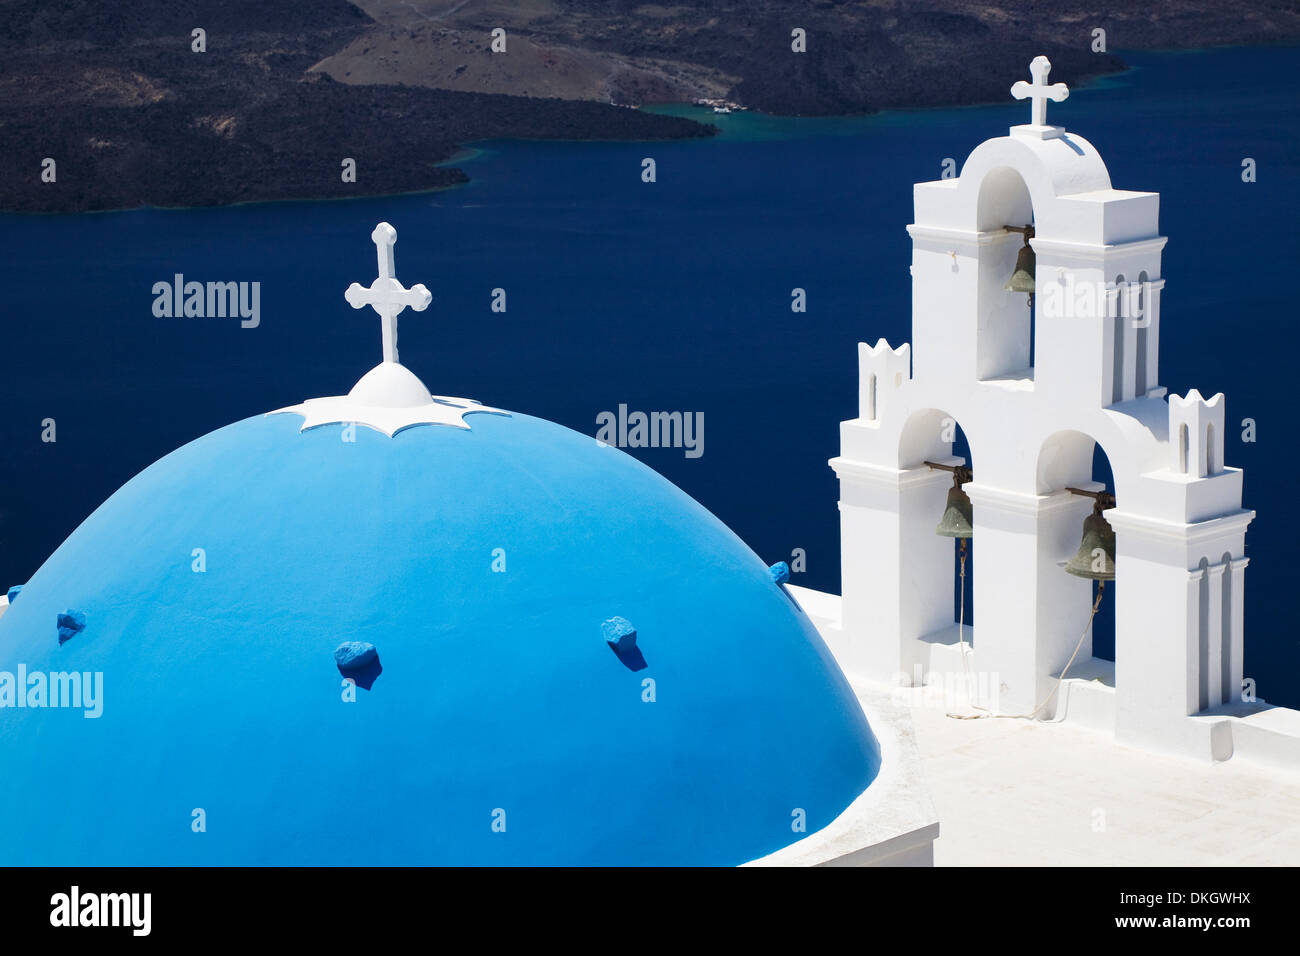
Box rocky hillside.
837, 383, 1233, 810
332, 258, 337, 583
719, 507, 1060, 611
317, 0, 1300, 113
0, 0, 711, 212
3, 0, 1298, 212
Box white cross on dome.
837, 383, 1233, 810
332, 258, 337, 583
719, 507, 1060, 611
344, 221, 432, 364
271, 222, 509, 436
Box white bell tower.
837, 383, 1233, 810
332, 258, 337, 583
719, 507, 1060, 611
828, 57, 1255, 759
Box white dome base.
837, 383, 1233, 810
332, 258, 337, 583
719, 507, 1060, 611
268, 361, 509, 437
348, 361, 435, 408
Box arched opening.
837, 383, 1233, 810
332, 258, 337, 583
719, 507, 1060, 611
975, 167, 1036, 384
1179, 424, 1190, 474
975, 166, 1033, 232
950, 420, 975, 633
898, 409, 976, 639
1089, 445, 1117, 663
1206, 423, 1217, 474
866, 373, 877, 421
1036, 431, 1119, 666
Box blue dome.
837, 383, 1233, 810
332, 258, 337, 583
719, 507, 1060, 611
0, 409, 879, 865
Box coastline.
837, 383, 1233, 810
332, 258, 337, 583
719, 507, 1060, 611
5, 42, 1294, 217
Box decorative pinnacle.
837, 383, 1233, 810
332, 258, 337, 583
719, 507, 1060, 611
1011, 56, 1069, 127
344, 222, 431, 364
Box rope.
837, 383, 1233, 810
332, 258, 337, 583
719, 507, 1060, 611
945, 542, 991, 719
945, 551, 1106, 722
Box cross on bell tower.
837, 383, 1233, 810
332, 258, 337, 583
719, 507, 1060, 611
345, 221, 432, 365
1011, 55, 1069, 129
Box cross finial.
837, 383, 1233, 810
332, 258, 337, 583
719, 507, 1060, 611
1011, 55, 1069, 128
344, 222, 431, 365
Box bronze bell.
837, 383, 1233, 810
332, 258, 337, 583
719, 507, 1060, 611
933, 466, 974, 539
1064, 494, 1116, 580
936, 484, 974, 539
1005, 241, 1036, 294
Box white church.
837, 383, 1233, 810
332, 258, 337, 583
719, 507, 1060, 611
1, 57, 1297, 867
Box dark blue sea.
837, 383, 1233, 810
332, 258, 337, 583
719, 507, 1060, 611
2, 46, 1297, 705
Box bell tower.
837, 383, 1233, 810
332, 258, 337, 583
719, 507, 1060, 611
827, 57, 1254, 760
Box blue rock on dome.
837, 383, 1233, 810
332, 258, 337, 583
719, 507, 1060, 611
602, 615, 647, 672
600, 616, 637, 650
769, 561, 791, 585
334, 640, 382, 690
334, 641, 378, 670
0, 410, 880, 865
56, 610, 85, 644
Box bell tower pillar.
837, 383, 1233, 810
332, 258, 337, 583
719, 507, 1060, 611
962, 485, 1098, 714
835, 459, 953, 682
